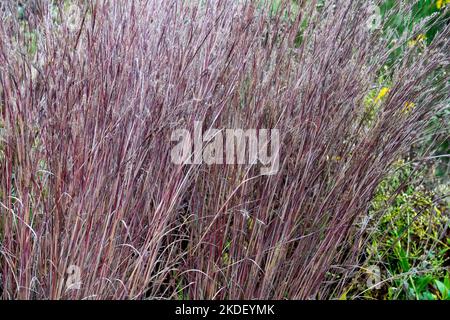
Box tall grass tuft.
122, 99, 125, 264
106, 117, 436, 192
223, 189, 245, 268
0, 0, 449, 299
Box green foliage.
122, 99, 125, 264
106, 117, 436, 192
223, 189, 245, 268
354, 1, 450, 299
351, 160, 450, 300
372, 0, 450, 80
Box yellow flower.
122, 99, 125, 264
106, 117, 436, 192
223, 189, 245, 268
437, 0, 450, 9
408, 34, 427, 47
408, 39, 416, 47
374, 87, 390, 103
402, 101, 416, 114
417, 34, 427, 42
326, 155, 342, 162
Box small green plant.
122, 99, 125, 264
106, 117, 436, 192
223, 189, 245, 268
345, 160, 450, 300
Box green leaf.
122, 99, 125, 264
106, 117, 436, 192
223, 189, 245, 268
414, 275, 433, 292
338, 291, 348, 300
444, 274, 450, 290
435, 280, 449, 300
396, 245, 411, 272
421, 291, 437, 300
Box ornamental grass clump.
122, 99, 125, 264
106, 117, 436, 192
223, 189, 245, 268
0, 0, 449, 299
